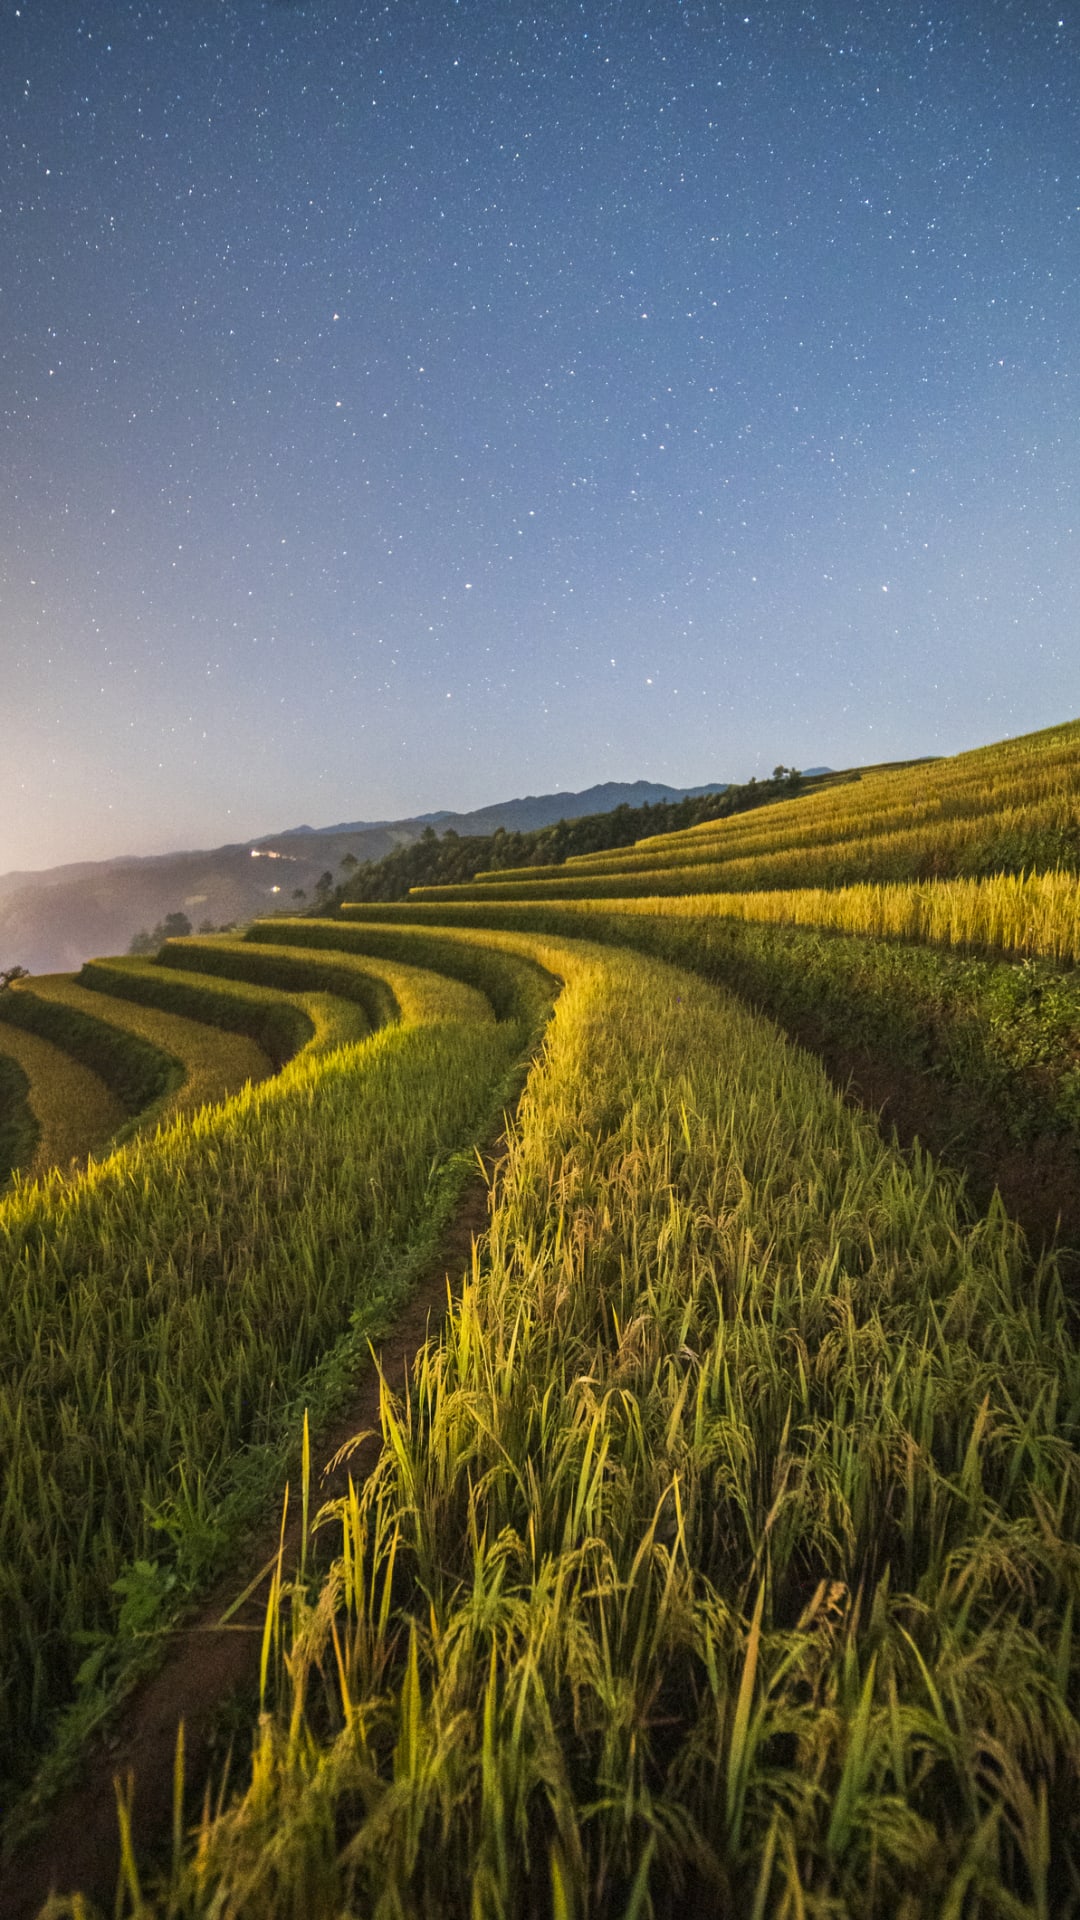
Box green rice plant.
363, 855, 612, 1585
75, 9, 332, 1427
0, 1019, 127, 1186
13, 972, 276, 1141
243, 916, 559, 1029
343, 866, 1080, 974
580, 714, 1080, 869
0, 982, 180, 1116
406, 862, 1080, 974
0, 943, 547, 1808
341, 898, 1080, 1174
78, 956, 322, 1070
113, 928, 1079, 1918
153, 935, 400, 1033
611, 914, 1080, 1149
0, 1049, 39, 1186
410, 795, 1076, 901
0, 944, 385, 1189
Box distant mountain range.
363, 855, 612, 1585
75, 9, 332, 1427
1, 776, 770, 975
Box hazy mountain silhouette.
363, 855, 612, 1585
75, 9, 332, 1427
1, 777, 741, 974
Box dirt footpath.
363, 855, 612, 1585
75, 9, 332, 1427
1, 1164, 495, 1920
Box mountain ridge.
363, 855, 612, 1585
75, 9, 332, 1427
262, 778, 732, 841
1, 776, 747, 974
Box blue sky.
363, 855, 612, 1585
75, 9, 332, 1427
2, 0, 1077, 870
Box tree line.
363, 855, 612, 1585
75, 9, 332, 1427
334, 769, 805, 906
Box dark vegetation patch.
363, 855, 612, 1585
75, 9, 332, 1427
79, 957, 314, 1071
0, 1052, 38, 1186
0, 988, 181, 1116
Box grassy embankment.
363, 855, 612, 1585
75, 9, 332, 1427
79, 951, 374, 1065
97, 921, 1080, 1916
6, 974, 272, 1151
0, 992, 158, 1187
0, 938, 553, 1818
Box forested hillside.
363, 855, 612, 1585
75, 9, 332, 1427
337, 764, 848, 903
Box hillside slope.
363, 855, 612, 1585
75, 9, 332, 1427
4, 716, 1078, 1918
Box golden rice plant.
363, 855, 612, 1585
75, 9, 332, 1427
0, 1019, 125, 1184
19, 971, 276, 1133
0, 939, 544, 1803
415, 791, 1079, 902
444, 716, 1080, 899
407, 871, 1080, 967
112, 927, 1079, 1918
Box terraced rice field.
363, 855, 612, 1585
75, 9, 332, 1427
411, 717, 1080, 907
10, 971, 274, 1133
3, 716, 1078, 1918
0, 1019, 126, 1183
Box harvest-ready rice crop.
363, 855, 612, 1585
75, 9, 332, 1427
578, 716, 1080, 867
121, 927, 1080, 1917
367, 870, 1080, 968
0, 1019, 126, 1185
79, 950, 366, 1069
242, 916, 560, 1028
0, 943, 548, 1801
410, 795, 1076, 899
583, 870, 1080, 966
417, 717, 1080, 902
16, 971, 275, 1140
18, 718, 1080, 1916
338, 896, 1080, 1169
0, 981, 180, 1121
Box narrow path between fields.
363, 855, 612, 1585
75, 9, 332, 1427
1, 1150, 501, 1920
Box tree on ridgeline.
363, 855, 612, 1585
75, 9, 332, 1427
0, 965, 29, 992
128, 911, 193, 955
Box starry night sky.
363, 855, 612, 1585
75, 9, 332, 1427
3, 0, 1077, 873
